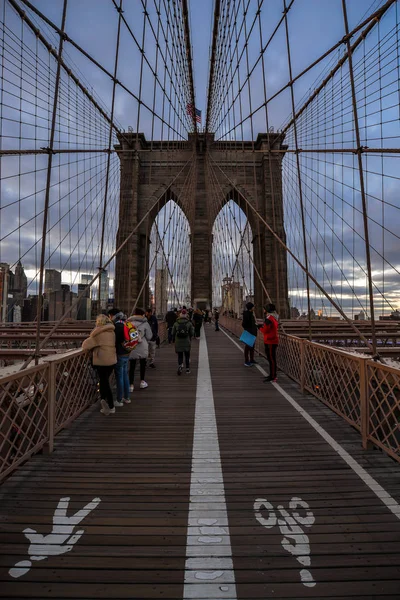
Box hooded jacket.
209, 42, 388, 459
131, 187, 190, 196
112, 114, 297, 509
172, 315, 194, 352
126, 315, 153, 359
259, 312, 279, 345
112, 312, 130, 356
82, 323, 117, 366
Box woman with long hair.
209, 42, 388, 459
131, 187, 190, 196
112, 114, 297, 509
82, 314, 117, 415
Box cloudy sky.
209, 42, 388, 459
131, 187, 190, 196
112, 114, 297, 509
0, 0, 398, 316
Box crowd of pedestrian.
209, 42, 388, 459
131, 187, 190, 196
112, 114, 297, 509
82, 300, 279, 415
82, 304, 220, 415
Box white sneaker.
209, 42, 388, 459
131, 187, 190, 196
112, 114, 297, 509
114, 400, 124, 407
129, 384, 134, 392
100, 399, 110, 415
123, 398, 131, 404
140, 381, 148, 389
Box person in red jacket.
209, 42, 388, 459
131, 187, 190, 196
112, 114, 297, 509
258, 303, 279, 382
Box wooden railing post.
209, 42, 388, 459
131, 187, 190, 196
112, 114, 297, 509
300, 340, 305, 393
360, 358, 370, 450
45, 361, 56, 454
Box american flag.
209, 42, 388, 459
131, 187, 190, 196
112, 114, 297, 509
186, 103, 202, 123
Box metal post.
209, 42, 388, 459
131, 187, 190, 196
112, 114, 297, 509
300, 340, 305, 393
45, 361, 56, 454
359, 358, 369, 450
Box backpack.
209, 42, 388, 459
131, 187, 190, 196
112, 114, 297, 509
123, 321, 142, 350
176, 321, 190, 338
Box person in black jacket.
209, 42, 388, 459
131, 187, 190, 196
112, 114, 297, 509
242, 302, 258, 366
214, 309, 220, 331
165, 308, 177, 344
145, 308, 158, 368
107, 308, 131, 405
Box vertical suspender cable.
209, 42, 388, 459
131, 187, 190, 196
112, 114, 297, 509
341, 0, 377, 356
34, 0, 68, 363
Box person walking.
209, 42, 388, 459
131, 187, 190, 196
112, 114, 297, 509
107, 308, 131, 406
145, 308, 158, 368
165, 307, 177, 344
242, 302, 258, 367
82, 314, 117, 415
214, 308, 220, 331
259, 303, 279, 382
127, 308, 153, 390
173, 308, 194, 375
192, 308, 203, 339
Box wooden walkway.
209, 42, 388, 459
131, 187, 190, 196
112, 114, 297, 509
0, 324, 400, 598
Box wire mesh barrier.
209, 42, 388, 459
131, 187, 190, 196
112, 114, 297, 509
367, 361, 400, 462
0, 349, 97, 482
220, 315, 400, 463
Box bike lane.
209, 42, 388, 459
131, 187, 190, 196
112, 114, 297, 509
206, 325, 400, 599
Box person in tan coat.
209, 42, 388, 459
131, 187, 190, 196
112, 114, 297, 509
82, 314, 117, 415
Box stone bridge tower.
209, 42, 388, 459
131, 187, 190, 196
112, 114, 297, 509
114, 132, 290, 318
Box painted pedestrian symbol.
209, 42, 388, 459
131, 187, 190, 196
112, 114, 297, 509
254, 496, 316, 587
9, 496, 101, 579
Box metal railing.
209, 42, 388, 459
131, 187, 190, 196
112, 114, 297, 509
220, 315, 400, 463
0, 350, 97, 483
0, 320, 169, 482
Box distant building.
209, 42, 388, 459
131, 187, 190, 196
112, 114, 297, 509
379, 310, 400, 321
44, 269, 62, 296
99, 269, 109, 310
0, 263, 10, 322
22, 295, 40, 322
221, 276, 243, 317
77, 282, 91, 320
290, 306, 300, 319
354, 310, 366, 320
11, 260, 27, 308
155, 268, 168, 317
81, 274, 92, 286
48, 284, 78, 321
91, 299, 100, 317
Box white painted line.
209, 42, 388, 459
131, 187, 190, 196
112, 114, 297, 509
183, 327, 237, 600
220, 326, 400, 521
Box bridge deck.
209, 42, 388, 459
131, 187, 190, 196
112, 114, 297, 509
0, 326, 400, 598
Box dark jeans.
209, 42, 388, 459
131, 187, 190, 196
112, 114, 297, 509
178, 350, 190, 368
115, 354, 130, 401
129, 358, 146, 383
96, 365, 114, 408
215, 320, 219, 331
244, 344, 255, 363
194, 322, 202, 337
168, 326, 174, 343
265, 343, 278, 378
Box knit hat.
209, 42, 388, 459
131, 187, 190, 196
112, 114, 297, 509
180, 309, 187, 315
246, 302, 254, 310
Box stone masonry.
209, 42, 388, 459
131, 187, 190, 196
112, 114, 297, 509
114, 132, 290, 318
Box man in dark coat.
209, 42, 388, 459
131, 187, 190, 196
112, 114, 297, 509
214, 309, 220, 331
165, 307, 178, 344
241, 302, 258, 366
172, 309, 195, 375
